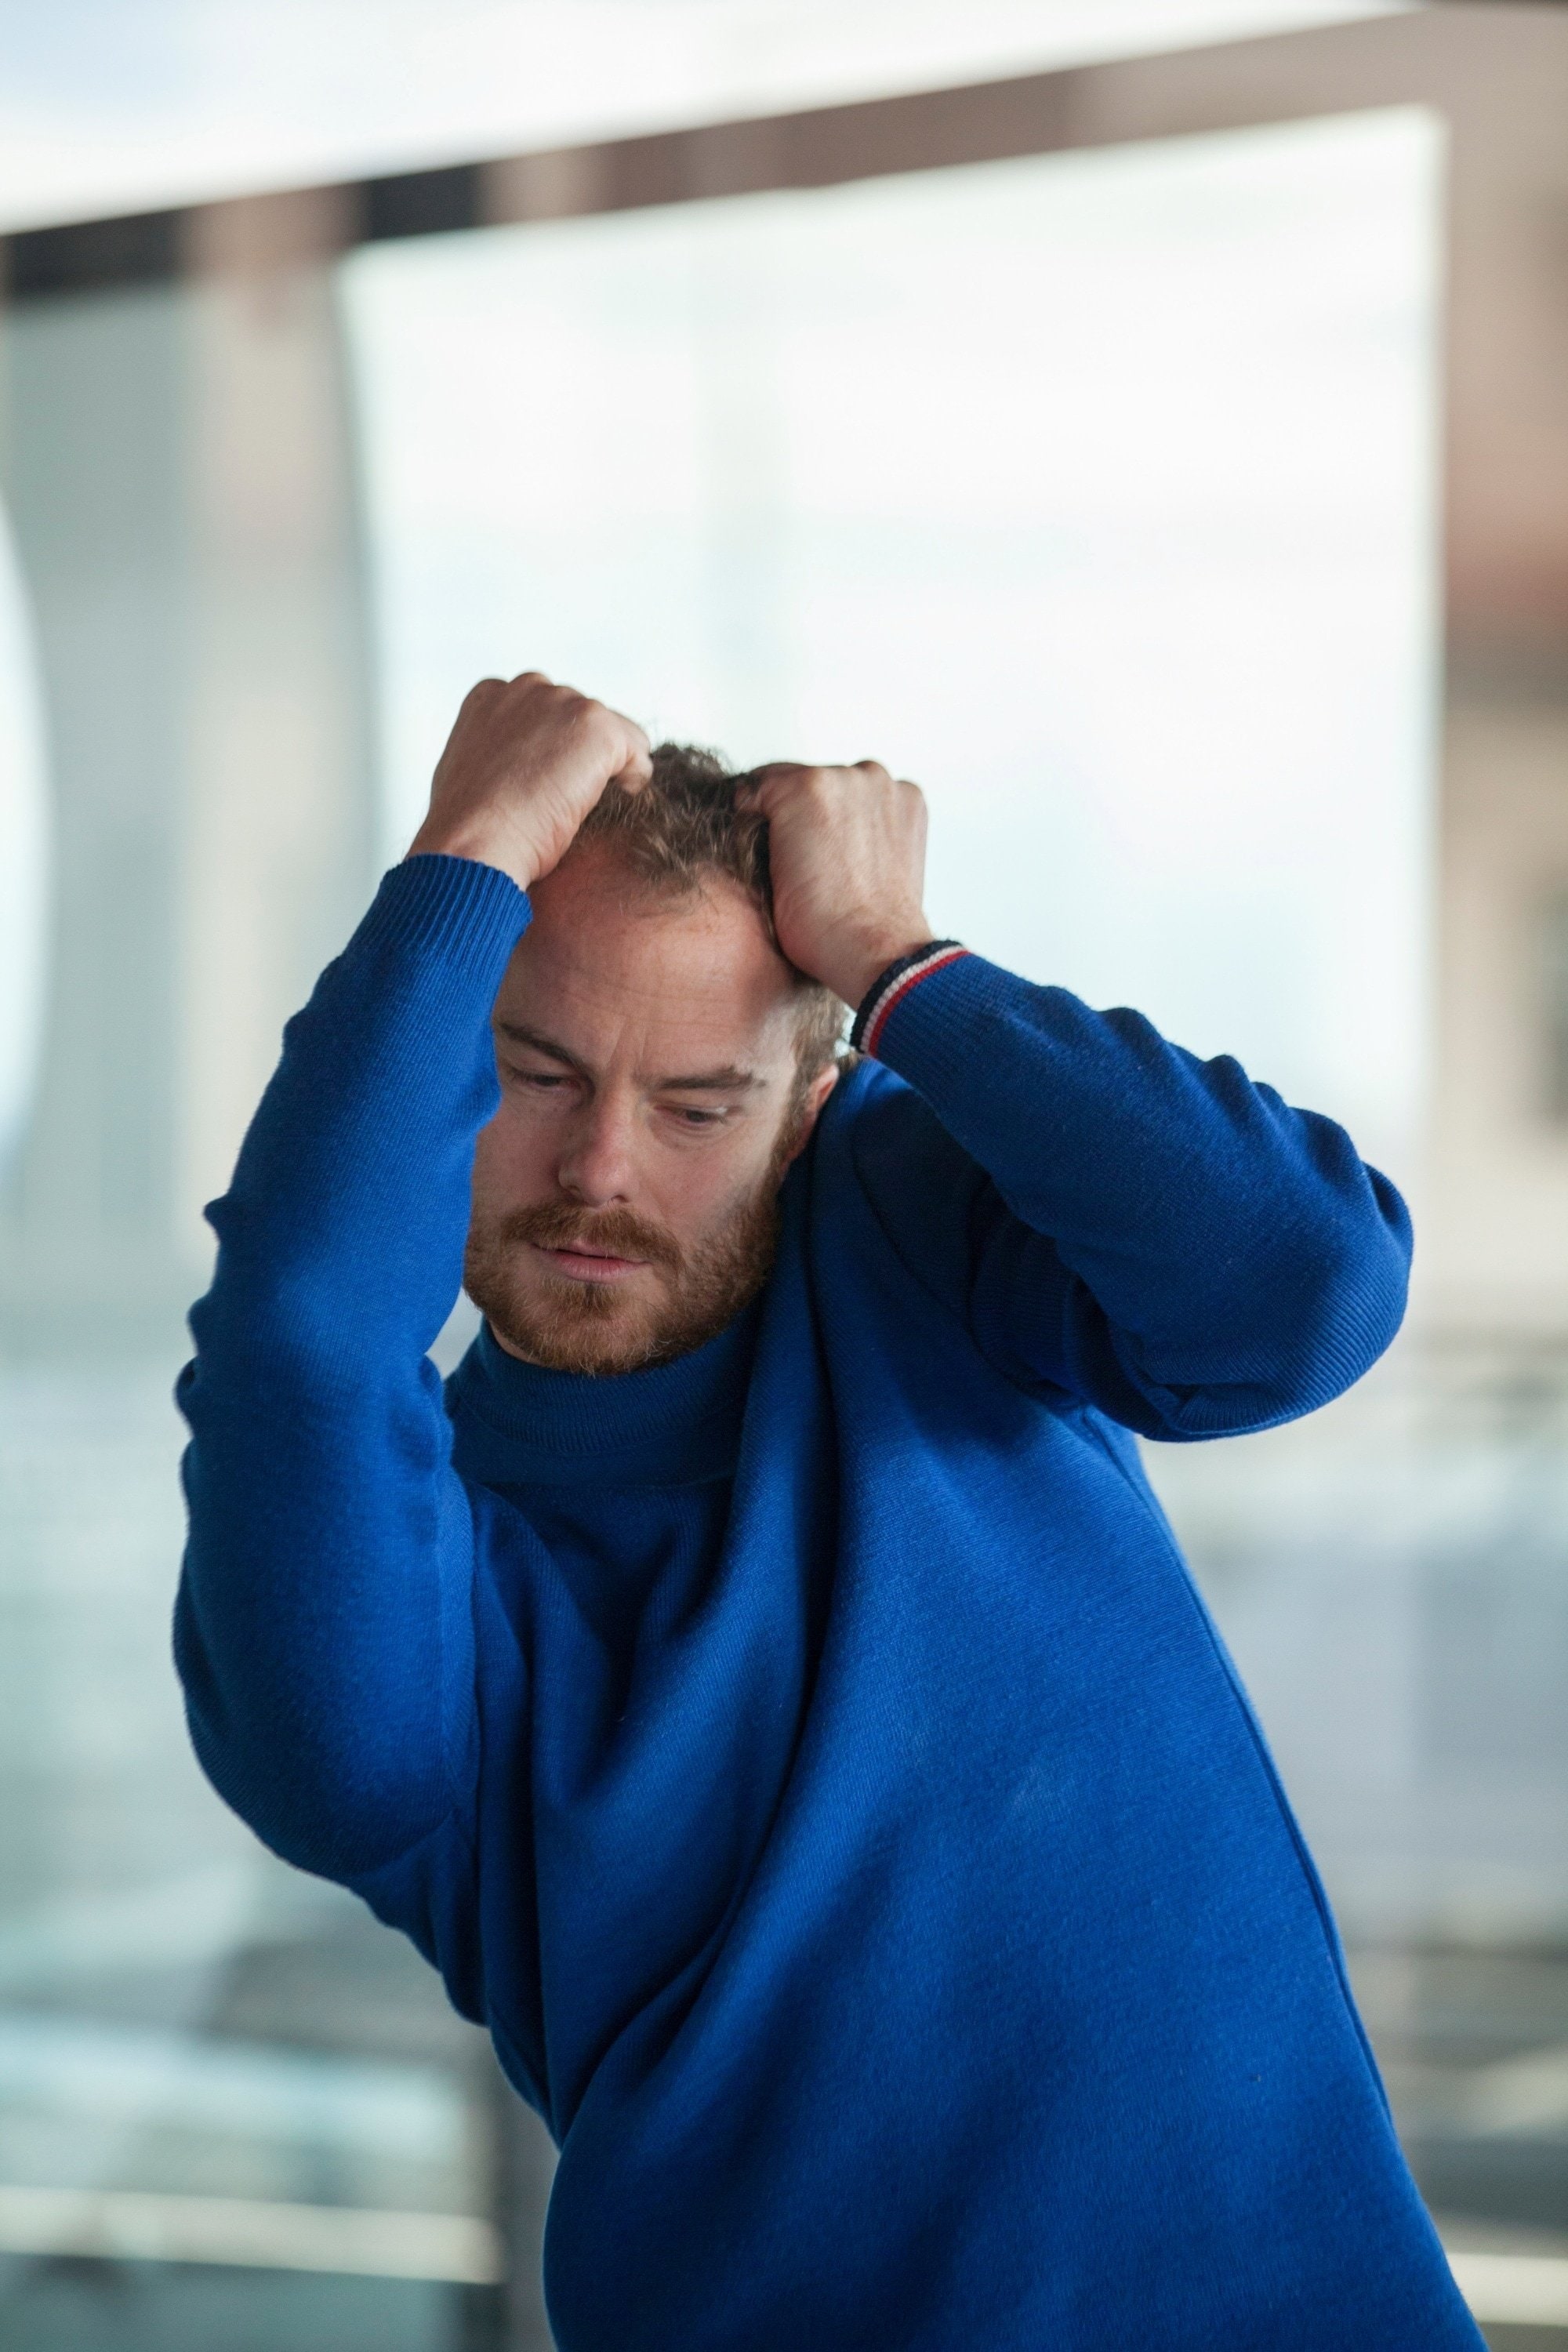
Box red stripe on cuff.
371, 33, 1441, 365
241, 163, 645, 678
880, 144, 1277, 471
862, 947, 970, 1058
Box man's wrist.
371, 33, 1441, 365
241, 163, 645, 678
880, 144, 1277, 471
824, 925, 938, 1011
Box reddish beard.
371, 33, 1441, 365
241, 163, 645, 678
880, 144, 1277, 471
463, 1118, 802, 1376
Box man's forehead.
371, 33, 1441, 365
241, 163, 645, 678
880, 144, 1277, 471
499, 855, 797, 1044
494, 909, 797, 1082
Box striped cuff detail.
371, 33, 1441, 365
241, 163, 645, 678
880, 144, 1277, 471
851, 941, 969, 1059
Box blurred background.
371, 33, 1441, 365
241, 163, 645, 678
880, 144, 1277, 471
1, 1, 1566, 2344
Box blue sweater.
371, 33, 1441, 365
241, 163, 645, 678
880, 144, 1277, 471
175, 854, 1480, 2350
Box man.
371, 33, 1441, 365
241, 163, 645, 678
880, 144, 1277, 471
176, 672, 1480, 2350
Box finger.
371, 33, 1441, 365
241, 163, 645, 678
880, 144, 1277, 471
612, 717, 653, 794
735, 762, 808, 811
852, 759, 892, 782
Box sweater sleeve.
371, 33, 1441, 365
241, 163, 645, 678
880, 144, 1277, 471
173, 855, 530, 1881
859, 950, 1412, 1441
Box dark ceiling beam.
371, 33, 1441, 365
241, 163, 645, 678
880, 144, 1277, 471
0, 9, 1446, 300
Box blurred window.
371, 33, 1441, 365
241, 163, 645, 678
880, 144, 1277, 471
344, 104, 1443, 1175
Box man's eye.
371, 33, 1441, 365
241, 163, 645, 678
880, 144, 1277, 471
506, 1065, 568, 1090
669, 1105, 725, 1128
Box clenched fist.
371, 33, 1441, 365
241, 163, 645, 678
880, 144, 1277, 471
408, 671, 652, 893
736, 761, 935, 1009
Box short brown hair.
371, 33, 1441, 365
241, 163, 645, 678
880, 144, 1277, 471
575, 742, 846, 1075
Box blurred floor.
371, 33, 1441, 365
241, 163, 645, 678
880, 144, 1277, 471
0, 1360, 551, 2347
1152, 1338, 1568, 2314
0, 2254, 460, 2351
1357, 1944, 1568, 2236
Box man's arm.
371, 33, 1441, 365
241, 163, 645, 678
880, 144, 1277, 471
176, 675, 650, 1881
742, 760, 1410, 1439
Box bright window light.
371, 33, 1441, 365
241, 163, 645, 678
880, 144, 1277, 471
344, 105, 1443, 1171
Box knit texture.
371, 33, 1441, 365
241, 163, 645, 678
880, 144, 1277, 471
176, 855, 1480, 2352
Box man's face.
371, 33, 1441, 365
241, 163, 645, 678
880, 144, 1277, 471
466, 840, 837, 1375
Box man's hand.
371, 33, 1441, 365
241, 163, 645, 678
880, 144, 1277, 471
737, 762, 935, 1008
408, 672, 652, 894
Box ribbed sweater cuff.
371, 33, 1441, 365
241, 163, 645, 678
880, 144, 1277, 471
357, 854, 531, 980
863, 947, 1016, 1094
850, 942, 969, 1058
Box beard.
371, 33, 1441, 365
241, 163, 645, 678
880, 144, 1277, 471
463, 1116, 803, 1377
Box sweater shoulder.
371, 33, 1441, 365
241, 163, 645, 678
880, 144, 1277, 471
837, 1054, 977, 1182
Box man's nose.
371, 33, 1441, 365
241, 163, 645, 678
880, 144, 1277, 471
555, 1100, 637, 1207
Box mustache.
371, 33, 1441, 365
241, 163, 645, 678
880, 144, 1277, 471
494, 1199, 684, 1273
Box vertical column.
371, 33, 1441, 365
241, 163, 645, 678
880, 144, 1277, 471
1427, 13, 1568, 1337
0, 277, 194, 1348
0, 191, 379, 1352
178, 187, 378, 1266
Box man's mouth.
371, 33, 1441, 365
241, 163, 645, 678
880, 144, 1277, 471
530, 1240, 651, 1284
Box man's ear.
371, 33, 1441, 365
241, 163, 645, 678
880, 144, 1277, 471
783, 1062, 840, 1166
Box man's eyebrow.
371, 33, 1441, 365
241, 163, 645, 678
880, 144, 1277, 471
496, 1023, 760, 1094
652, 1065, 761, 1094
495, 1022, 590, 1076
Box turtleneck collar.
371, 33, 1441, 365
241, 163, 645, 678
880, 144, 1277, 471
446, 1298, 762, 1489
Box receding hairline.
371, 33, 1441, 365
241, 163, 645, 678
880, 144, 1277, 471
556, 742, 848, 1073
540, 837, 842, 1073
